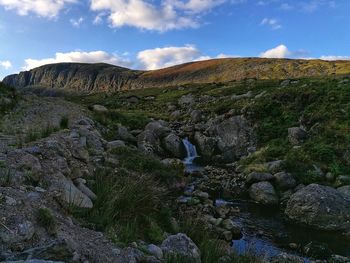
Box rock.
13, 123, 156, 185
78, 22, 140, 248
287, 127, 308, 145
337, 185, 350, 196
116, 125, 136, 142
162, 133, 186, 159
107, 140, 126, 151
230, 91, 252, 100
18, 221, 35, 240
207, 116, 256, 162
161, 233, 201, 263
246, 172, 274, 185
329, 254, 350, 263
92, 104, 108, 113
147, 244, 163, 259
171, 110, 182, 119
190, 110, 202, 123
285, 184, 350, 230
5, 196, 17, 206
265, 160, 284, 173
58, 174, 93, 208
145, 121, 171, 138
303, 241, 332, 260
194, 132, 217, 158
76, 181, 97, 200
326, 172, 335, 182
137, 130, 163, 156
273, 172, 296, 190
280, 79, 291, 87
3, 240, 73, 261
193, 191, 209, 200
249, 182, 279, 205
178, 94, 195, 108
161, 158, 183, 168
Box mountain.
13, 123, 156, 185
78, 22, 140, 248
4, 58, 350, 92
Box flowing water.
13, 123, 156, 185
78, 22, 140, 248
181, 139, 350, 261
182, 137, 202, 173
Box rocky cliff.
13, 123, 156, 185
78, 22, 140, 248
4, 58, 350, 92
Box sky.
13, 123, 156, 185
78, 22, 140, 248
0, 0, 349, 80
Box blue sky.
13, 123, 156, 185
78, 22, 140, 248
0, 0, 349, 80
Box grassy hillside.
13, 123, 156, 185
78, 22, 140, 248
68, 74, 350, 185
4, 58, 350, 92
0, 82, 17, 114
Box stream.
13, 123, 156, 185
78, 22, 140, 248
181, 138, 350, 261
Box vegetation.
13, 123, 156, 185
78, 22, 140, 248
76, 147, 183, 244
0, 82, 17, 114
37, 207, 57, 235
68, 75, 350, 185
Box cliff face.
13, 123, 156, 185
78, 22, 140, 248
3, 63, 144, 92
4, 58, 350, 92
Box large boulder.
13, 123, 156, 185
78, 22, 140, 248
145, 121, 171, 138
161, 233, 201, 263
285, 184, 350, 230
194, 132, 217, 158
207, 116, 256, 162
162, 133, 186, 159
249, 182, 279, 205
137, 130, 163, 156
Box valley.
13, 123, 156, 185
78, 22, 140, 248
1, 60, 350, 263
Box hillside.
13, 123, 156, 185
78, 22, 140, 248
3, 58, 350, 92
1, 70, 350, 262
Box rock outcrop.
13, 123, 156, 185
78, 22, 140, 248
285, 184, 350, 230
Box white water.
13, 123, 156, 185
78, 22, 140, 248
182, 137, 199, 165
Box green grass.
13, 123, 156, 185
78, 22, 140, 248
110, 146, 183, 182
75, 158, 179, 244
0, 82, 17, 114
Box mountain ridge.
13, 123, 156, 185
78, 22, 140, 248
3, 58, 350, 92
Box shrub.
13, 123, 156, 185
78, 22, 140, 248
37, 207, 56, 235
79, 167, 169, 244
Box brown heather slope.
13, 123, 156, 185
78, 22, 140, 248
3, 58, 350, 92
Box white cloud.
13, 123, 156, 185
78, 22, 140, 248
70, 17, 84, 28
93, 13, 104, 25
320, 56, 350, 61
0, 60, 12, 69
90, 0, 197, 32
168, 0, 226, 13
261, 18, 282, 30
90, 0, 241, 32
137, 45, 234, 70
0, 0, 76, 18
23, 51, 132, 70
260, 44, 291, 58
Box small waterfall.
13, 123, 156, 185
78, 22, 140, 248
182, 137, 199, 165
